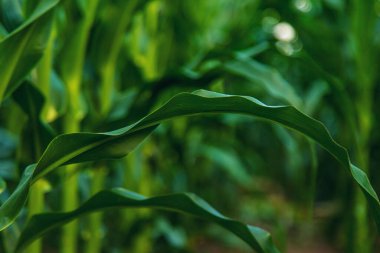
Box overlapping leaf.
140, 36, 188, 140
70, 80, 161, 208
1, 89, 379, 249
0, 0, 58, 102
0, 126, 157, 231
16, 188, 280, 253
0, 165, 34, 231
13, 82, 55, 161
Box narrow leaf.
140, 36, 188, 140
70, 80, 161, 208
0, 0, 58, 102
16, 188, 280, 253
0, 126, 157, 230
1, 89, 379, 234
0, 165, 35, 230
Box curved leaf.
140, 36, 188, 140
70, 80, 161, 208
16, 188, 280, 253
0, 0, 58, 102
0, 165, 35, 230
1, 89, 379, 233
0, 127, 157, 230
33, 125, 158, 179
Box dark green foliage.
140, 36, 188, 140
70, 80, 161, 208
1, 1, 380, 253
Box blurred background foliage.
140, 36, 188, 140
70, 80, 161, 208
1, 0, 380, 252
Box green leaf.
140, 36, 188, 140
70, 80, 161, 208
0, 126, 157, 231
13, 82, 55, 161
1, 89, 379, 235
16, 188, 280, 253
0, 0, 58, 102
33, 125, 158, 180
224, 58, 302, 107
0, 165, 35, 231
0, 0, 25, 32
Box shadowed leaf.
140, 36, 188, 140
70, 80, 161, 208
16, 188, 280, 253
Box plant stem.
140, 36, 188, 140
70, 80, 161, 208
61, 165, 79, 253
26, 35, 56, 250
88, 3, 139, 248
61, 112, 80, 253
349, 1, 376, 252
60, 1, 100, 253
121, 146, 153, 253
27, 180, 46, 253
84, 167, 107, 253
145, 1, 161, 80
36, 19, 56, 122
99, 0, 139, 116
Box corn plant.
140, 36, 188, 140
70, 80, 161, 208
0, 0, 379, 253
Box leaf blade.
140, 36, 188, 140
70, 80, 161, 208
1, 89, 379, 236
0, 0, 58, 102
16, 188, 280, 253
